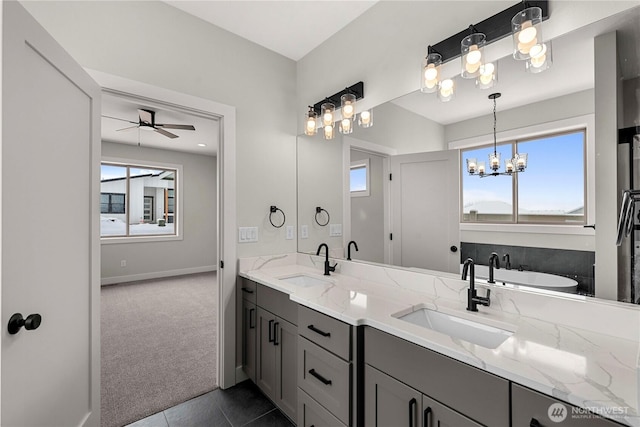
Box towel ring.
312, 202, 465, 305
269, 206, 286, 228
315, 206, 330, 227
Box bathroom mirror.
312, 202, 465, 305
297, 6, 640, 300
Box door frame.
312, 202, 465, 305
87, 69, 237, 389
342, 137, 396, 264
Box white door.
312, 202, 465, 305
1, 2, 101, 426
390, 150, 460, 273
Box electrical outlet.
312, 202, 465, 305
301, 225, 309, 239
120, 260, 126, 267
286, 225, 294, 240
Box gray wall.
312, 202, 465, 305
23, 1, 298, 259
350, 149, 385, 263
101, 141, 217, 283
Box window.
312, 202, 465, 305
350, 159, 370, 197
461, 130, 586, 225
101, 193, 125, 214
101, 162, 178, 237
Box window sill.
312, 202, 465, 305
101, 234, 183, 245
459, 222, 595, 236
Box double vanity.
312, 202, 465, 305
238, 253, 640, 426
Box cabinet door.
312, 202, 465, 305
242, 299, 257, 382
365, 364, 422, 427
257, 307, 277, 400
422, 394, 482, 427
275, 318, 298, 421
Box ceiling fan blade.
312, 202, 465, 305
116, 125, 139, 132
102, 115, 137, 124
154, 127, 179, 139
156, 124, 196, 131
138, 109, 154, 125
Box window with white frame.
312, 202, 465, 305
350, 158, 370, 197
101, 162, 178, 237
461, 130, 586, 225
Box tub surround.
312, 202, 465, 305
239, 253, 640, 426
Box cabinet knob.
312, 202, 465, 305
8, 313, 42, 335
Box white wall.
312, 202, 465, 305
297, 1, 638, 118
22, 0, 298, 258
101, 141, 217, 284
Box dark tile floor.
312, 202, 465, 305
125, 380, 294, 427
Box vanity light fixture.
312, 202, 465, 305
304, 106, 318, 136
305, 82, 370, 138
421, 46, 442, 93
511, 5, 543, 60
466, 93, 528, 177
461, 27, 486, 79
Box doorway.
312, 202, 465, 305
92, 71, 236, 426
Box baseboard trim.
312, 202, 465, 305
101, 265, 217, 286
235, 366, 248, 385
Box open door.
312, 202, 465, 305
1, 2, 101, 425
390, 150, 460, 273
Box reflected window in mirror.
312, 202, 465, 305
350, 158, 370, 197
462, 129, 586, 225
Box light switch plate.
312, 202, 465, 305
286, 225, 294, 240
301, 225, 309, 239
329, 223, 343, 237
239, 226, 259, 243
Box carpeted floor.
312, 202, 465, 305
101, 272, 218, 427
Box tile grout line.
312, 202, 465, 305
239, 408, 277, 427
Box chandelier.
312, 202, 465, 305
466, 93, 528, 177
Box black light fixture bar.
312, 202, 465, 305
312, 81, 364, 115
619, 126, 640, 145
431, 0, 549, 64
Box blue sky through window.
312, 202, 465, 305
351, 166, 367, 192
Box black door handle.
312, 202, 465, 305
308, 369, 332, 385
423, 407, 431, 427
273, 322, 279, 346
241, 287, 254, 294
8, 313, 42, 335
308, 324, 331, 337
409, 398, 417, 427
249, 308, 255, 329
268, 319, 274, 342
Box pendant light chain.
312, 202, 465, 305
493, 95, 497, 156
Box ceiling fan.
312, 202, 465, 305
106, 109, 196, 139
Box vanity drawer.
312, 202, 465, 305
299, 305, 351, 360
297, 388, 347, 427
299, 337, 351, 424
240, 277, 257, 304
257, 283, 297, 325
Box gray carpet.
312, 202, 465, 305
101, 272, 218, 427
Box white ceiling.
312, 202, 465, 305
102, 93, 219, 156
164, 0, 378, 61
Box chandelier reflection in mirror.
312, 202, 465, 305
303, 82, 372, 140
466, 93, 528, 177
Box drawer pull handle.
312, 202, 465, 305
308, 369, 332, 385
268, 319, 274, 343
273, 322, 279, 346
241, 287, 254, 294
249, 308, 256, 329
530, 418, 542, 427
423, 407, 431, 427
308, 324, 331, 337
409, 398, 417, 427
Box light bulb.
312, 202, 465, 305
529, 43, 547, 67
343, 104, 354, 117
324, 125, 334, 140
323, 112, 332, 125
306, 118, 316, 133
518, 21, 537, 44
360, 110, 370, 123
466, 45, 482, 65
424, 64, 438, 81
465, 60, 481, 74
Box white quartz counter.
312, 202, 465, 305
239, 253, 640, 426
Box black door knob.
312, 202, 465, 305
8, 313, 42, 335
450, 245, 458, 253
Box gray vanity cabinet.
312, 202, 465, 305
512, 383, 625, 427
364, 326, 509, 427
255, 284, 298, 422
365, 365, 482, 427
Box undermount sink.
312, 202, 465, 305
278, 274, 332, 288
393, 307, 514, 349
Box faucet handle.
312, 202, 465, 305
329, 262, 337, 272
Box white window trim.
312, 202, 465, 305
450, 114, 595, 236
350, 158, 371, 198
100, 156, 184, 244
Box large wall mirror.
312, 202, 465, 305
297, 6, 640, 302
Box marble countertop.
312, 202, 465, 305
239, 255, 640, 427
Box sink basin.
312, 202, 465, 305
394, 307, 513, 349
278, 274, 332, 288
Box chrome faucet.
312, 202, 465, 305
462, 258, 491, 312
502, 253, 511, 270
316, 243, 337, 276
347, 240, 359, 261
488, 252, 500, 284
